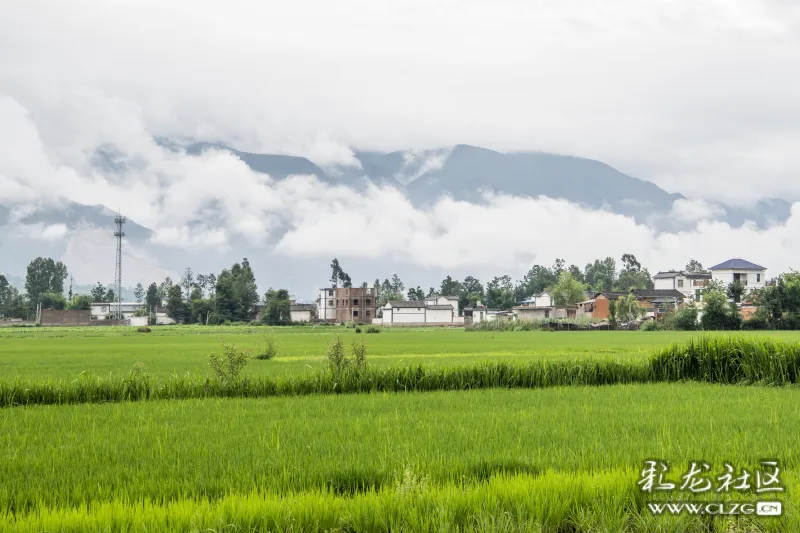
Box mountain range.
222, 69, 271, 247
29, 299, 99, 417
1, 142, 793, 297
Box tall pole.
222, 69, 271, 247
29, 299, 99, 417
114, 213, 126, 320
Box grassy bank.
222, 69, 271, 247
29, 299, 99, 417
5, 471, 795, 533
2, 384, 798, 521
3, 326, 797, 380
4, 336, 800, 408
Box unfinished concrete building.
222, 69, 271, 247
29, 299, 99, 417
334, 287, 376, 323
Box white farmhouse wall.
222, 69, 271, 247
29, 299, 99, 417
536, 293, 552, 308
711, 269, 766, 294
317, 289, 336, 321
291, 310, 312, 322
654, 278, 675, 291
129, 317, 148, 327
426, 308, 454, 322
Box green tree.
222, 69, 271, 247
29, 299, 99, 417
158, 277, 173, 300
515, 264, 557, 301
584, 257, 616, 293
330, 258, 342, 288
38, 292, 67, 310
726, 280, 745, 303
615, 253, 653, 292
133, 282, 145, 303
90, 282, 107, 302
166, 285, 187, 322
615, 293, 644, 322
25, 257, 68, 303
104, 289, 116, 304
485, 275, 516, 309
390, 274, 405, 295
181, 268, 195, 302
214, 259, 259, 322
685, 259, 704, 273
145, 282, 160, 309
550, 271, 588, 306
67, 294, 93, 310
407, 286, 425, 301
701, 285, 741, 330
460, 276, 484, 311
262, 288, 292, 325
439, 276, 462, 297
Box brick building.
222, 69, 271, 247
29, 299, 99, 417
334, 287, 376, 323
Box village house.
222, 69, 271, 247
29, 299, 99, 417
463, 302, 487, 325
653, 270, 712, 301
424, 294, 460, 316
513, 306, 576, 320
316, 288, 336, 321
379, 300, 455, 324
709, 259, 767, 295
90, 301, 174, 325
290, 304, 317, 323
316, 287, 376, 323
590, 289, 685, 320
517, 291, 552, 308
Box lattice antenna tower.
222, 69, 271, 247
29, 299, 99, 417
113, 213, 126, 320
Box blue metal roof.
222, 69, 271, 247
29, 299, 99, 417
709, 258, 766, 271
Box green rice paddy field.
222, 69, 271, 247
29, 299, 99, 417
3, 326, 800, 532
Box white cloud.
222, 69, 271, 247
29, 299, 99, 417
669, 198, 725, 223
1, 0, 799, 202
2, 1, 800, 290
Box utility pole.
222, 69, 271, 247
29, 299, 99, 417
114, 213, 126, 320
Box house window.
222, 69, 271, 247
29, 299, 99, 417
353, 299, 359, 305
366, 310, 371, 317
353, 310, 359, 317
544, 310, 550, 318
366, 299, 371, 306
328, 290, 333, 296
677, 279, 684, 288
328, 300, 333, 306
757, 274, 761, 282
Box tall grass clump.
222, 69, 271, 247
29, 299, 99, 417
255, 334, 279, 360
650, 335, 800, 385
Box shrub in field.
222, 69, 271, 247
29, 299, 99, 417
366, 325, 381, 333
136, 326, 152, 333
255, 334, 279, 360
208, 341, 251, 382
326, 335, 368, 375
355, 326, 362, 333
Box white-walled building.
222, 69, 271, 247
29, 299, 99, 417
709, 259, 767, 295
517, 291, 551, 308
380, 300, 457, 324
424, 294, 460, 316
290, 304, 317, 323
90, 302, 174, 325
316, 288, 336, 321
653, 270, 712, 301
464, 303, 487, 324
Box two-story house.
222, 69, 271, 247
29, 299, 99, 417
653, 270, 712, 301
709, 259, 767, 295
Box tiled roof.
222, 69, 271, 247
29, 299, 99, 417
709, 259, 766, 271
387, 300, 427, 308
632, 289, 685, 299
426, 305, 455, 310
290, 304, 316, 311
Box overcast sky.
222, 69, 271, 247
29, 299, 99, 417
2, 0, 800, 286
